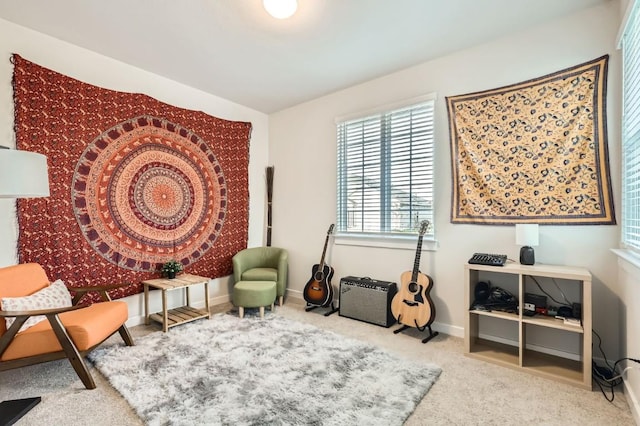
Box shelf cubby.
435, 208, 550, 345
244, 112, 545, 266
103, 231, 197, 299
465, 262, 592, 389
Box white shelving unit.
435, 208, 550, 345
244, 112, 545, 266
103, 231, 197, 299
464, 262, 592, 389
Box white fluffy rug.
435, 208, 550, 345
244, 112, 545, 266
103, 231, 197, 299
88, 313, 441, 425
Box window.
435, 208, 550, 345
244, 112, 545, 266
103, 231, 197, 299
336, 95, 435, 239
622, 1, 640, 252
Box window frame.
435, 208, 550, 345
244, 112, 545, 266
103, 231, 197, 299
620, 0, 640, 257
335, 93, 437, 250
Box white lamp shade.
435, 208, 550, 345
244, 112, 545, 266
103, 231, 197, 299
0, 149, 50, 198
515, 224, 539, 247
263, 0, 298, 19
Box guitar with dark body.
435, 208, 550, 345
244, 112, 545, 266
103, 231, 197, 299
303, 224, 335, 308
391, 220, 439, 343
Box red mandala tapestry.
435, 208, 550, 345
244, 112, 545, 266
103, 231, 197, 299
12, 54, 251, 300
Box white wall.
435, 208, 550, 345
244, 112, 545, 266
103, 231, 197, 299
270, 0, 623, 356
615, 254, 640, 424
0, 18, 269, 321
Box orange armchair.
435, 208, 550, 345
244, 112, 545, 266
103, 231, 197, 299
0, 263, 134, 389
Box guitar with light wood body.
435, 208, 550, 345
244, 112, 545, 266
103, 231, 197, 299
391, 221, 435, 330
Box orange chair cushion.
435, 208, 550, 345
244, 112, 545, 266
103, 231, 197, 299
0, 263, 50, 335
0, 263, 49, 298
1, 301, 128, 361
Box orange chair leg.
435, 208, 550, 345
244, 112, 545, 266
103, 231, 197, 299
46, 314, 96, 390
118, 325, 135, 346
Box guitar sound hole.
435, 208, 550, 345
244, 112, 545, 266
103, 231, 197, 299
408, 282, 419, 293
313, 272, 324, 281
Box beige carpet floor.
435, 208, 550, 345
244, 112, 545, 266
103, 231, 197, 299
0, 299, 634, 425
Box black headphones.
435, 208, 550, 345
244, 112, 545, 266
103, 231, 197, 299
474, 281, 490, 302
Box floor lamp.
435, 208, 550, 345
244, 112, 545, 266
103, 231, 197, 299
0, 145, 50, 425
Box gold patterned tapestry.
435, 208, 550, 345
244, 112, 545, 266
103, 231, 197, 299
446, 55, 615, 225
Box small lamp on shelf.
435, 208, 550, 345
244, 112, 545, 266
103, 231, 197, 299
516, 224, 539, 265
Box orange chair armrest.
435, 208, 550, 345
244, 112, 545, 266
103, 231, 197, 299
0, 304, 87, 318
71, 283, 130, 304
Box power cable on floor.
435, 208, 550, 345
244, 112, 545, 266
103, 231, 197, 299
592, 329, 640, 402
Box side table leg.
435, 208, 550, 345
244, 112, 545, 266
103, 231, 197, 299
162, 289, 168, 332
144, 284, 150, 325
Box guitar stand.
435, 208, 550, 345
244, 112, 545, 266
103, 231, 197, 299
393, 321, 439, 344
305, 302, 339, 317
420, 325, 439, 344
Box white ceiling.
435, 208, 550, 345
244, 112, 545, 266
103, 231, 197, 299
0, 0, 610, 113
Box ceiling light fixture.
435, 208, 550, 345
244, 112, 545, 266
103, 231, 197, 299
263, 0, 298, 19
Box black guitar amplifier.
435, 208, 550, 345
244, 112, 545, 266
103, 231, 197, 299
339, 276, 397, 327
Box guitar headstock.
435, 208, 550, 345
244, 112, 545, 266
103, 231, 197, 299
418, 220, 430, 236
327, 224, 335, 235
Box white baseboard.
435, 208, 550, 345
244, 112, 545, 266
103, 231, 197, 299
285, 290, 465, 338
432, 321, 464, 338
623, 376, 640, 425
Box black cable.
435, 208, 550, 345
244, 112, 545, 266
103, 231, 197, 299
613, 357, 640, 372
593, 371, 617, 402
593, 329, 614, 370
591, 330, 640, 403
550, 277, 573, 306
592, 368, 616, 402
528, 275, 572, 307
592, 358, 621, 403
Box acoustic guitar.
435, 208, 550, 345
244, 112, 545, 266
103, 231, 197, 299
303, 224, 335, 307
391, 220, 435, 330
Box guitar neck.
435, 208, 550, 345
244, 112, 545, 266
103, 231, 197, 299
318, 235, 330, 267
411, 235, 424, 282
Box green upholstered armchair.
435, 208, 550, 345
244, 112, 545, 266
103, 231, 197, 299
232, 247, 288, 306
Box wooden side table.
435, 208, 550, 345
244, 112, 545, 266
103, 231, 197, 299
143, 273, 211, 332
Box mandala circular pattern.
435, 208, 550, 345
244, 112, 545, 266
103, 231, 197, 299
72, 115, 226, 271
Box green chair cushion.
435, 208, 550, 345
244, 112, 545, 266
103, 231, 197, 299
242, 268, 277, 282
233, 281, 276, 308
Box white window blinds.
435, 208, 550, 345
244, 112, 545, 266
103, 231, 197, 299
622, 1, 640, 251
336, 99, 435, 237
